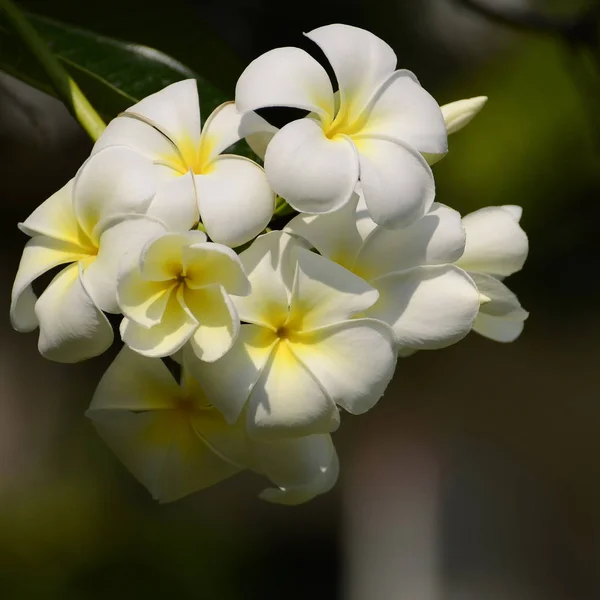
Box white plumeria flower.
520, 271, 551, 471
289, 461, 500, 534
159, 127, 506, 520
10, 147, 168, 362
456, 205, 529, 342
87, 346, 338, 505
94, 79, 275, 247
235, 23, 447, 229
286, 191, 481, 352
118, 230, 250, 362
185, 231, 397, 440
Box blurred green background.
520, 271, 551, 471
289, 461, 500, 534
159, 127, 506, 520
1, 0, 599, 598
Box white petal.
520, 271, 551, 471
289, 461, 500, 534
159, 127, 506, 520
73, 146, 157, 239
254, 434, 338, 504
290, 318, 396, 415
195, 155, 275, 247
471, 273, 529, 320
88, 346, 180, 411
472, 312, 525, 343
35, 263, 113, 362
285, 193, 363, 269
117, 269, 173, 328
355, 187, 377, 239
183, 242, 250, 295
85, 215, 168, 313
501, 204, 523, 221
442, 96, 487, 135
123, 79, 201, 167
368, 265, 480, 349
457, 206, 529, 277
306, 24, 396, 122
355, 202, 465, 280
19, 180, 93, 249
288, 247, 379, 330
10, 236, 90, 332
264, 118, 358, 214
242, 113, 278, 160
246, 341, 340, 440
120, 289, 198, 358
183, 324, 277, 424
146, 169, 199, 233
356, 136, 435, 229
235, 47, 334, 119
88, 409, 238, 503
199, 102, 249, 162
185, 285, 240, 362
231, 231, 293, 328
360, 70, 447, 154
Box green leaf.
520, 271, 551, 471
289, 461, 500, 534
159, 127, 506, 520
0, 11, 228, 122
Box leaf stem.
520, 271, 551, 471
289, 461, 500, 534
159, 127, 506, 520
0, 0, 106, 140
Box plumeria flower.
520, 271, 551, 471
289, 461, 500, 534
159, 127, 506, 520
286, 191, 481, 352
87, 346, 338, 505
455, 205, 529, 342
118, 230, 250, 362
10, 147, 168, 362
94, 79, 275, 247
235, 23, 447, 229
185, 231, 397, 440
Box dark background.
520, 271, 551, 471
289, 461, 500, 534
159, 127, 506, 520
1, 0, 599, 598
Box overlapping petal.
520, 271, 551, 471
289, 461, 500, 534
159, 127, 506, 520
472, 312, 525, 343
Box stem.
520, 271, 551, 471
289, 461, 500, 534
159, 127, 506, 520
0, 0, 106, 140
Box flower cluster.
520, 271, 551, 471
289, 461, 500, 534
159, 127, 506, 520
10, 24, 528, 504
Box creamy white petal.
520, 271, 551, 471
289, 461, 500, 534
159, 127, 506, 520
185, 285, 240, 362
457, 206, 529, 277
35, 263, 113, 362
306, 24, 396, 122
195, 155, 275, 247
242, 113, 278, 160
470, 273, 529, 320
288, 247, 379, 330
285, 193, 362, 269
183, 324, 277, 424
355, 202, 465, 280
73, 146, 157, 239
472, 312, 525, 343
120, 290, 198, 357
368, 265, 480, 349
442, 96, 487, 135
360, 70, 447, 154
235, 47, 334, 119
199, 102, 246, 162
183, 242, 250, 295
85, 215, 168, 313
10, 236, 90, 332
355, 187, 378, 239
246, 341, 340, 440
500, 204, 523, 221
356, 136, 435, 229
123, 79, 201, 167
264, 119, 358, 214
290, 318, 396, 415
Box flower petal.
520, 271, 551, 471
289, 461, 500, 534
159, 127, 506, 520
457, 206, 529, 277
442, 96, 487, 135
246, 341, 340, 440
195, 155, 275, 247
10, 236, 90, 332
356, 136, 435, 229
306, 24, 396, 122
354, 202, 465, 280
120, 289, 198, 358
472, 312, 525, 343
85, 215, 168, 313
288, 247, 379, 330
470, 273, 529, 320
242, 113, 278, 160
367, 265, 480, 349
35, 263, 113, 362
359, 70, 447, 154
123, 79, 201, 167
183, 242, 250, 295
185, 285, 240, 362
290, 319, 396, 415
73, 146, 157, 240
88, 346, 180, 411
265, 118, 358, 214
19, 180, 93, 249
183, 324, 277, 424
254, 434, 338, 504
235, 47, 334, 119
